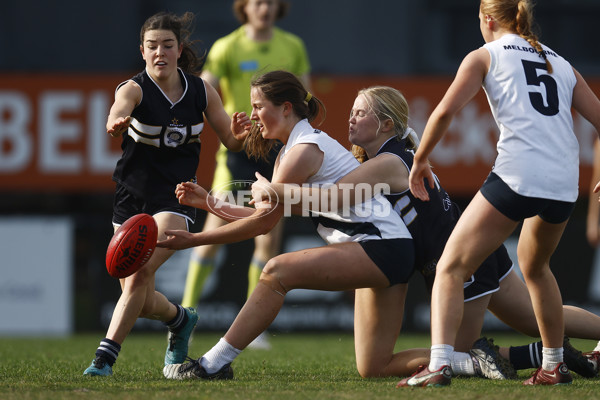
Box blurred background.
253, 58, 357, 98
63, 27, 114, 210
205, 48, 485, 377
1, 0, 600, 336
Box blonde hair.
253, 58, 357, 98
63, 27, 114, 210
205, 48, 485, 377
351, 86, 418, 163
480, 0, 552, 73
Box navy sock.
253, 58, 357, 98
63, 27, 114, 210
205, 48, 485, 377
95, 338, 121, 366
509, 341, 543, 370
165, 303, 187, 332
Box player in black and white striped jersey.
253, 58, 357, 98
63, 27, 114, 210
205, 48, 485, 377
83, 11, 247, 377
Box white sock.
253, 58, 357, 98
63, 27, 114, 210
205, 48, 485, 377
450, 351, 475, 376
542, 347, 563, 371
594, 341, 600, 352
200, 337, 242, 374
429, 344, 454, 371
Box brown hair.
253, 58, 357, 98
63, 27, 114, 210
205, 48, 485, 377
480, 0, 552, 73
245, 70, 325, 161
140, 12, 205, 75
351, 86, 417, 163
232, 0, 289, 24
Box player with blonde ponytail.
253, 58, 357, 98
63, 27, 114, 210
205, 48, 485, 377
399, 0, 600, 386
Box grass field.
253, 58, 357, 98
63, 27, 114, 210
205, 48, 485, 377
1, 332, 600, 400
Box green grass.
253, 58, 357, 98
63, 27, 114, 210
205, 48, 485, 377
1, 332, 599, 400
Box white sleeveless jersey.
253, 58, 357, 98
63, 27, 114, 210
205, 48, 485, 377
279, 119, 411, 243
483, 34, 578, 201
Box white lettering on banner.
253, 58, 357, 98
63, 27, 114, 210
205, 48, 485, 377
0, 90, 118, 176
89, 91, 119, 173
40, 91, 83, 172
0, 92, 32, 171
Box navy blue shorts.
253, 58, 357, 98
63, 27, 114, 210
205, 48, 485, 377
464, 243, 513, 302
359, 238, 415, 286
112, 183, 196, 226
420, 243, 513, 301
480, 172, 575, 224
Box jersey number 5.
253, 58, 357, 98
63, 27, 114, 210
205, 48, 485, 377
521, 60, 559, 116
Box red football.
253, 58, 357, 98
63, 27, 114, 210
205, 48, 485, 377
106, 213, 158, 279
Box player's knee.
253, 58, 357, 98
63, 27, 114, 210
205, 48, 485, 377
356, 361, 384, 378
519, 263, 548, 282
262, 257, 277, 274
259, 260, 288, 296
121, 266, 151, 291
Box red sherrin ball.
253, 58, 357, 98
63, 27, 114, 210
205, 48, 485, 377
106, 213, 158, 279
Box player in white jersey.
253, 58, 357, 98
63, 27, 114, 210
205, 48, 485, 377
157, 70, 425, 380
401, 0, 600, 387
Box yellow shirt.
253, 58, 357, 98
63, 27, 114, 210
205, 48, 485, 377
203, 26, 311, 116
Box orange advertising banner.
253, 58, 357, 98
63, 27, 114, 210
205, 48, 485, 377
0, 74, 597, 197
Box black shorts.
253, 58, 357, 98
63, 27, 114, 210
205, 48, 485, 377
480, 172, 575, 223
112, 183, 196, 226
359, 238, 415, 286
464, 243, 513, 302
419, 243, 513, 301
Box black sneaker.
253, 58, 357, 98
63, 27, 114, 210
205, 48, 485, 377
470, 337, 517, 379
163, 357, 233, 380
563, 336, 598, 378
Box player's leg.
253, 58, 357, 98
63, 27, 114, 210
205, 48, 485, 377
399, 193, 518, 386
354, 284, 430, 377
248, 218, 284, 298
518, 216, 567, 349
85, 212, 189, 375
518, 215, 572, 384
487, 269, 597, 377
456, 295, 490, 352
430, 193, 518, 363
488, 270, 541, 335
451, 294, 515, 380
229, 243, 390, 347
164, 242, 395, 380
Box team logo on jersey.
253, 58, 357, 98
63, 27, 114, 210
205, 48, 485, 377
164, 125, 187, 147
442, 193, 452, 211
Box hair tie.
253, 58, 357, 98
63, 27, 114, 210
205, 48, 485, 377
304, 92, 312, 103
402, 126, 421, 147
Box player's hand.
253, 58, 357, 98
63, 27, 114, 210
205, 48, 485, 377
250, 172, 273, 204
250, 172, 278, 211
107, 116, 132, 137
156, 230, 196, 250
175, 181, 209, 210
409, 158, 434, 201
231, 111, 252, 142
